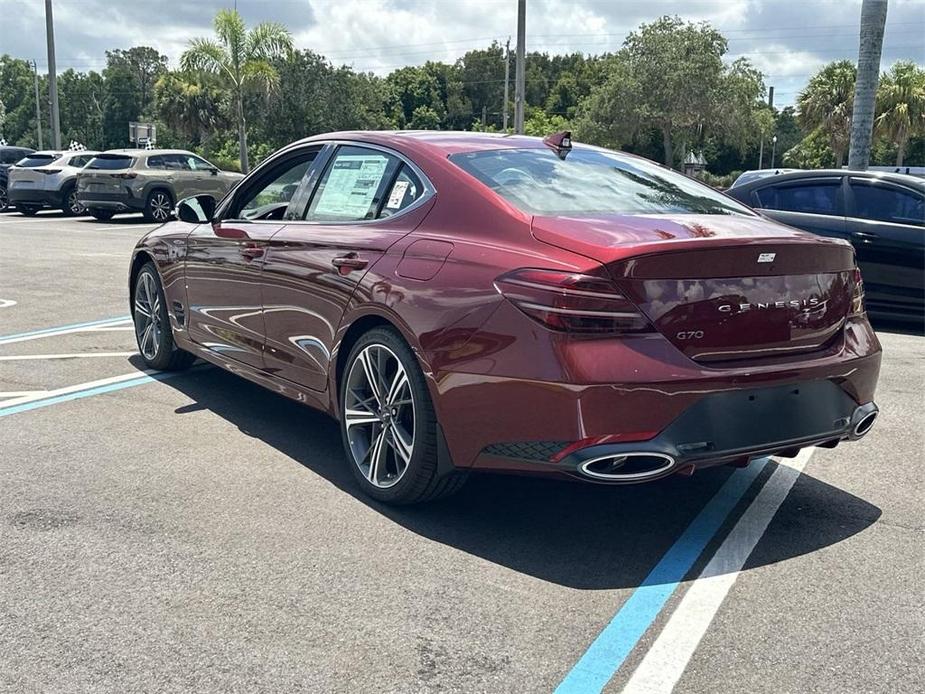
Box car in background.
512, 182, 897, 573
127, 131, 881, 505
7, 149, 99, 216
0, 145, 35, 213
77, 149, 243, 222
868, 165, 925, 179
726, 169, 925, 325
730, 168, 800, 188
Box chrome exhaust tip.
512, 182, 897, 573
853, 410, 878, 438
578, 452, 676, 482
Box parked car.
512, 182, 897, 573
7, 149, 99, 216
726, 169, 924, 325
77, 149, 243, 222
730, 168, 800, 188
129, 132, 881, 504
0, 145, 35, 213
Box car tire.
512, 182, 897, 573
339, 326, 467, 505
17, 205, 39, 216
89, 208, 115, 221
133, 262, 196, 371
143, 189, 174, 223
0, 186, 8, 213
61, 185, 84, 216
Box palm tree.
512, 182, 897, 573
876, 61, 925, 166
848, 0, 888, 170
798, 60, 857, 167
181, 9, 292, 173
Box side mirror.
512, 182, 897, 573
209, 167, 219, 175
176, 194, 216, 224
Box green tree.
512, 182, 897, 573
0, 55, 40, 147
101, 47, 168, 148
58, 69, 104, 148
875, 61, 925, 166
797, 60, 856, 167
154, 71, 227, 148
181, 9, 292, 172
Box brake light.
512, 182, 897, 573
850, 267, 865, 316
34, 168, 62, 175
494, 268, 652, 334
109, 172, 137, 179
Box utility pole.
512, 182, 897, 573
514, 0, 526, 134
32, 60, 43, 149
502, 38, 511, 131
758, 85, 775, 169
848, 0, 888, 170
44, 0, 61, 149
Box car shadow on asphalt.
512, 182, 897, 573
157, 362, 882, 591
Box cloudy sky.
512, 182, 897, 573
1, 0, 923, 107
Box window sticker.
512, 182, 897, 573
314, 154, 389, 218
386, 180, 410, 209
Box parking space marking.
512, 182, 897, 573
0, 316, 131, 345
0, 299, 16, 308
0, 391, 48, 399
0, 351, 137, 361
622, 448, 814, 694
554, 458, 769, 694
0, 370, 166, 417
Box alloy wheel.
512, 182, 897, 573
67, 189, 85, 215
343, 343, 416, 488
134, 272, 162, 360
0, 187, 8, 212
150, 192, 172, 222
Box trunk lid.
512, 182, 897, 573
532, 213, 856, 363
78, 154, 136, 194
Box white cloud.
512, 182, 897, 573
0, 0, 922, 107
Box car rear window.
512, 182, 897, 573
86, 155, 135, 170
17, 154, 59, 168
448, 147, 753, 216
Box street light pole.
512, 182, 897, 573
32, 60, 43, 150
502, 38, 511, 131
770, 135, 778, 169
513, 0, 526, 134
44, 0, 61, 149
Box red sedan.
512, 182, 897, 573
129, 131, 881, 504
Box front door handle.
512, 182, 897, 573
332, 253, 368, 274
852, 231, 879, 242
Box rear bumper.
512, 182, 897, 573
432, 314, 882, 480
9, 188, 64, 208
76, 192, 144, 212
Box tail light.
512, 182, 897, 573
494, 268, 652, 334
850, 267, 865, 316
109, 172, 137, 179
34, 168, 62, 175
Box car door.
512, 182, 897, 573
845, 177, 925, 315
260, 143, 434, 390
184, 148, 321, 369
184, 154, 223, 198
749, 176, 848, 241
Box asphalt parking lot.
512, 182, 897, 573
0, 210, 922, 693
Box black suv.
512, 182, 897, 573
727, 169, 925, 326
0, 145, 35, 212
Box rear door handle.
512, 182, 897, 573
852, 231, 879, 242
332, 253, 368, 273
241, 246, 264, 260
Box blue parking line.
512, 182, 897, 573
0, 315, 131, 344
554, 457, 769, 694
0, 373, 167, 418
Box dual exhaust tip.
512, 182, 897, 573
577, 403, 879, 482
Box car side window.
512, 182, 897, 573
850, 181, 925, 226
162, 154, 190, 170
69, 155, 90, 167
232, 153, 317, 220
378, 165, 424, 218
755, 182, 842, 216
305, 146, 401, 222
147, 155, 165, 169
186, 155, 214, 172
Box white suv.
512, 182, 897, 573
8, 150, 99, 216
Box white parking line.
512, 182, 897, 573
0, 370, 158, 410
0, 352, 137, 361
0, 391, 48, 399
0, 317, 132, 345
621, 447, 814, 694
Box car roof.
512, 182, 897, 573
98, 149, 196, 157
0, 145, 34, 152
297, 130, 558, 156
738, 168, 925, 190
